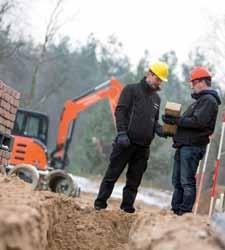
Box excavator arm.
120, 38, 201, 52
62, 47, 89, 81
50, 78, 123, 169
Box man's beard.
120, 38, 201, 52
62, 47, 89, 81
150, 83, 161, 91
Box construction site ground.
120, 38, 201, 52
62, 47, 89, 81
0, 175, 223, 250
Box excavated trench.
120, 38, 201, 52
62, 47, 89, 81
0, 176, 223, 250
0, 176, 134, 250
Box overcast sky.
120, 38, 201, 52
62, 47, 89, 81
15, 0, 225, 66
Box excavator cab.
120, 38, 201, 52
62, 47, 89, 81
10, 109, 49, 170
12, 108, 49, 146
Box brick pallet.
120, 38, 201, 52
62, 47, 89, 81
0, 80, 20, 166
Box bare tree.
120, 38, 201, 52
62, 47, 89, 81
28, 0, 72, 107
0, 0, 23, 60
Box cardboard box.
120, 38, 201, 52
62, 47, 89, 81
163, 102, 182, 135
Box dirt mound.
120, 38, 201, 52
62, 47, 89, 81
47, 201, 133, 250
0, 176, 223, 250
0, 176, 134, 250
129, 209, 220, 250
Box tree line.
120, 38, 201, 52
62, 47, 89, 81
0, 0, 224, 189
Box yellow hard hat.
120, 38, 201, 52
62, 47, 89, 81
149, 61, 169, 82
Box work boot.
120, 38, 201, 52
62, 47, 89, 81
120, 207, 135, 213
94, 199, 107, 211
171, 208, 179, 214
174, 210, 191, 216
94, 205, 106, 211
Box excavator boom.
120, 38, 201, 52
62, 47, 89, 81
50, 78, 123, 169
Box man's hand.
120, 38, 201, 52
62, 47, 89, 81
162, 114, 179, 125
163, 131, 174, 137
116, 131, 130, 147
157, 131, 174, 138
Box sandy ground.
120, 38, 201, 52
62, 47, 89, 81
0, 176, 223, 250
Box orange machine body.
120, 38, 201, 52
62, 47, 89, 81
10, 135, 48, 170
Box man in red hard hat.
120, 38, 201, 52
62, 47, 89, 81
163, 66, 221, 215
189, 66, 212, 82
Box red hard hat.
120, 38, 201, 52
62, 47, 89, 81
189, 66, 211, 82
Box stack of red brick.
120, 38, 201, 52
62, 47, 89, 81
0, 80, 20, 166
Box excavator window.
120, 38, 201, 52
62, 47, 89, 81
12, 109, 49, 146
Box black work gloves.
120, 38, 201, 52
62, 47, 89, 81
162, 114, 180, 125
116, 131, 130, 147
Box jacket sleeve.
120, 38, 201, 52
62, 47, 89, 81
178, 98, 218, 129
154, 105, 164, 137
115, 85, 133, 133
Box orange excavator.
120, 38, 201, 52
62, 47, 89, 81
8, 78, 123, 195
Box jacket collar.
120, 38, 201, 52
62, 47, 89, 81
191, 88, 221, 105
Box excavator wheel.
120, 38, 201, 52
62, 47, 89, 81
45, 170, 80, 197
8, 164, 40, 190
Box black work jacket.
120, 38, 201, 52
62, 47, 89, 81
173, 89, 221, 147
115, 78, 161, 146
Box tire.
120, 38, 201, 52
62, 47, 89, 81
8, 164, 40, 190
45, 169, 80, 197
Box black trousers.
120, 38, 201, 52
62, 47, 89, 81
94, 143, 150, 211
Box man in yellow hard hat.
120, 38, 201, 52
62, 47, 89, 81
94, 61, 169, 213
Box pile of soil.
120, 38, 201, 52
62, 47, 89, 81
129, 209, 221, 250
0, 176, 223, 250
0, 176, 134, 250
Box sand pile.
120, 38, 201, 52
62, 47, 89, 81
0, 176, 133, 250
0, 176, 223, 250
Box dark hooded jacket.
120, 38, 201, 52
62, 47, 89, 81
115, 78, 162, 146
173, 89, 221, 147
